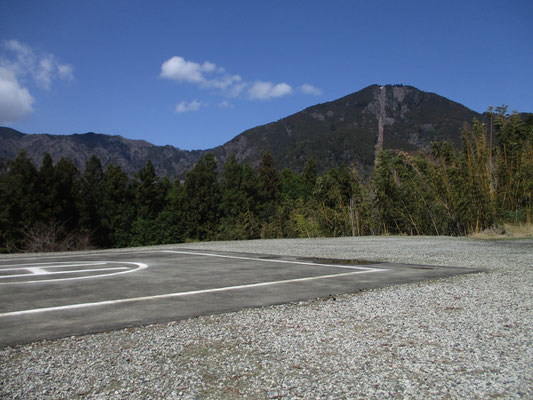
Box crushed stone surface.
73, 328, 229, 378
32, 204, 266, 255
1, 237, 532, 399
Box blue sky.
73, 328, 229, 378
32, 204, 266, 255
1, 0, 532, 150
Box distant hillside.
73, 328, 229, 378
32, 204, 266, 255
0, 127, 203, 178
1, 84, 497, 177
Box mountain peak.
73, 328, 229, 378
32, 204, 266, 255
214, 84, 480, 174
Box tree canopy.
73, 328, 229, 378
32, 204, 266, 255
0, 110, 531, 252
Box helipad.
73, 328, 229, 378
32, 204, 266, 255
0, 249, 481, 347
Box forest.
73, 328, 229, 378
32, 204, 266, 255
0, 109, 531, 253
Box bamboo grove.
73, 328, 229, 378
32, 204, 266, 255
0, 110, 531, 252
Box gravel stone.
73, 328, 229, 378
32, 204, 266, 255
1, 236, 532, 399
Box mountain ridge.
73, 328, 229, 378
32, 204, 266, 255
209, 84, 482, 173
0, 84, 504, 177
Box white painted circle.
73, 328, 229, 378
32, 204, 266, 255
0, 261, 148, 284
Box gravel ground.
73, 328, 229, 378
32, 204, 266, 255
1, 236, 532, 399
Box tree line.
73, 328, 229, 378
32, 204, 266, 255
0, 109, 531, 252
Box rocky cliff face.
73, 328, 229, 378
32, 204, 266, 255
0, 84, 484, 177
377, 85, 479, 153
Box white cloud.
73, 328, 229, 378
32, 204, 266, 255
300, 83, 322, 95
160, 56, 207, 83
36, 56, 55, 89
0, 66, 34, 124
227, 81, 248, 98
202, 74, 242, 90
175, 99, 202, 114
248, 81, 292, 100
0, 40, 73, 123
160, 56, 320, 105
1, 40, 73, 90
160, 56, 242, 93
4, 40, 32, 62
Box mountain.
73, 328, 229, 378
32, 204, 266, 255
211, 84, 481, 174
0, 127, 203, 177
0, 84, 486, 177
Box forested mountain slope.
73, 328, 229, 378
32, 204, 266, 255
211, 84, 482, 174
1, 110, 531, 252
0, 127, 202, 178
0, 84, 489, 177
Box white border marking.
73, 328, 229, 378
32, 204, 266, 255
0, 262, 148, 285
0, 261, 107, 268
28, 267, 47, 275
0, 250, 164, 263
0, 267, 128, 279
161, 250, 379, 271
0, 269, 385, 318
0, 249, 382, 271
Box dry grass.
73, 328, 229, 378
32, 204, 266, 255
469, 222, 533, 240
22, 223, 95, 252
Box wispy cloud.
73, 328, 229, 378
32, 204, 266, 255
175, 99, 202, 114
2, 40, 74, 89
160, 56, 318, 105
248, 81, 292, 100
0, 40, 72, 123
57, 64, 74, 82
299, 83, 322, 95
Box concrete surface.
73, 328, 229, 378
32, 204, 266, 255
0, 248, 481, 347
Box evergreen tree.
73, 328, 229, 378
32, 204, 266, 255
0, 151, 40, 251
155, 179, 186, 244
217, 155, 251, 239
78, 155, 105, 244
133, 159, 166, 220
130, 159, 169, 246
37, 153, 57, 224
240, 163, 260, 215
236, 163, 261, 239
52, 158, 80, 231
257, 151, 281, 227
258, 151, 281, 205
219, 155, 244, 219
102, 164, 135, 247
280, 168, 306, 201
184, 153, 220, 240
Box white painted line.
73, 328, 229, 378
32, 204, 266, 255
0, 263, 115, 271
0, 269, 386, 318
0, 262, 107, 269
0, 250, 162, 263
0, 262, 148, 285
0, 249, 381, 271
27, 267, 47, 275
161, 250, 380, 271
0, 267, 128, 279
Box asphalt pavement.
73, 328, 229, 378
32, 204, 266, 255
0, 248, 481, 347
